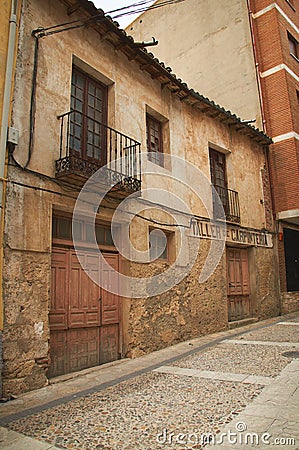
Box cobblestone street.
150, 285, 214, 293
0, 313, 298, 449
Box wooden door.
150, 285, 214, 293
49, 247, 120, 378
227, 248, 251, 322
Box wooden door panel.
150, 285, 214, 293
241, 249, 250, 295
48, 330, 67, 378
100, 324, 119, 364
50, 248, 68, 330
69, 328, 100, 372
101, 254, 120, 325
69, 250, 101, 328
227, 250, 242, 295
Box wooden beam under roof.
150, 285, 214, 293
67, 2, 81, 15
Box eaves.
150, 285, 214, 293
62, 0, 272, 146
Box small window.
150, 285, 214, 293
52, 217, 72, 239
149, 229, 168, 260
288, 32, 298, 58
95, 225, 113, 246
53, 216, 82, 240
52, 216, 114, 246
86, 224, 113, 246
296, 90, 299, 105
146, 114, 164, 166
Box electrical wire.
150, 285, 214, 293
32, 0, 186, 37
7, 158, 197, 225
105, 0, 156, 15
8, 177, 192, 228
6, 164, 274, 235
112, 0, 185, 19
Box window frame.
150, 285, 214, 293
52, 214, 116, 249
209, 148, 228, 189
209, 147, 230, 220
70, 66, 108, 165
146, 113, 164, 167
288, 32, 298, 59
149, 227, 169, 261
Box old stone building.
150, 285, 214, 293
1, 0, 280, 396
128, 0, 299, 314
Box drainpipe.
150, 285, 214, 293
247, 0, 278, 212
246, 0, 267, 134
0, 0, 18, 397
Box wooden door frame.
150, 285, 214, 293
49, 243, 122, 376
226, 246, 252, 321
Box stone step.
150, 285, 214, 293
228, 317, 259, 329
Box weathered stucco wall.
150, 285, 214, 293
126, 238, 228, 357
249, 244, 281, 319
127, 0, 263, 129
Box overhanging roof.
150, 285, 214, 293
62, 0, 272, 146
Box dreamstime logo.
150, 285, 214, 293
156, 423, 297, 446
72, 153, 226, 298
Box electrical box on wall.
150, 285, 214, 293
7, 127, 19, 145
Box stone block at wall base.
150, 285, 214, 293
281, 292, 299, 314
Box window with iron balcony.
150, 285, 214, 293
55, 65, 142, 193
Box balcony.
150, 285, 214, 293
213, 184, 240, 224
56, 110, 141, 194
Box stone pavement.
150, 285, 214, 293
0, 312, 298, 449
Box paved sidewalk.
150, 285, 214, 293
0, 312, 298, 449
207, 360, 299, 449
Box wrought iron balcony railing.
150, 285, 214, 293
56, 110, 141, 192
213, 184, 241, 223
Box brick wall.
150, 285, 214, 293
251, 0, 299, 215
281, 292, 299, 312
253, 8, 284, 72
252, 0, 299, 27
269, 138, 299, 213
261, 71, 293, 138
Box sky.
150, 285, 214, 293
93, 1, 156, 28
